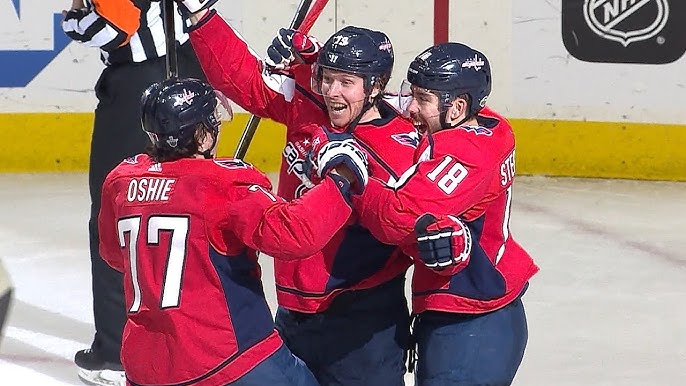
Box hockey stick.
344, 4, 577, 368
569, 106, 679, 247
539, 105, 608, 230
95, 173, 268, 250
162, 0, 178, 79
0, 259, 13, 348
233, 0, 329, 159
296, 0, 328, 36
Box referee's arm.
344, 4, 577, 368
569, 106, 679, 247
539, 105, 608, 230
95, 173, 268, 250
62, 0, 141, 50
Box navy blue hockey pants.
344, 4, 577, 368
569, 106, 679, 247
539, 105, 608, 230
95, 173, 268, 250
412, 294, 528, 386
275, 275, 410, 386
230, 344, 319, 386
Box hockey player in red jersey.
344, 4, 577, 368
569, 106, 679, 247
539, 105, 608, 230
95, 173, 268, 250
352, 43, 540, 385
98, 77, 369, 386
175, 2, 417, 384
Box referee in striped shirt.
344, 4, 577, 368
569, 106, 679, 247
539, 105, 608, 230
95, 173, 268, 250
62, 1, 206, 385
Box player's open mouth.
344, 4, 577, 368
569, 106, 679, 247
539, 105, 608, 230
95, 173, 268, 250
411, 117, 428, 133
328, 102, 347, 113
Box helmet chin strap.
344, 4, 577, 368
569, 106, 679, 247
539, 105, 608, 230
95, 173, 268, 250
438, 98, 471, 130
344, 98, 374, 133
439, 111, 471, 130
344, 77, 381, 133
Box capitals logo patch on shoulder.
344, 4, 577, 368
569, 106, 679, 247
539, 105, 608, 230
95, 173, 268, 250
214, 159, 250, 169
460, 125, 494, 136
391, 131, 420, 148
123, 155, 142, 164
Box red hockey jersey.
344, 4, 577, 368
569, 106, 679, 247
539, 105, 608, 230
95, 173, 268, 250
189, 12, 417, 312
354, 107, 539, 314
99, 154, 352, 386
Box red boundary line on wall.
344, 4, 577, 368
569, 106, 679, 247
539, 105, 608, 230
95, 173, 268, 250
434, 0, 449, 44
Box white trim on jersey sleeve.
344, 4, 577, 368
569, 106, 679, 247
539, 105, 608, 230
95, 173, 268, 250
389, 145, 431, 189
220, 12, 296, 102
261, 67, 296, 102
390, 164, 418, 189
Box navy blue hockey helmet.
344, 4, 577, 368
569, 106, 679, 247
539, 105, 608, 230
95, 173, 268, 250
313, 26, 394, 94
407, 42, 491, 118
141, 78, 221, 150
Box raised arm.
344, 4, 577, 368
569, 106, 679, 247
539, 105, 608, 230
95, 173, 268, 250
186, 10, 299, 123
62, 0, 141, 50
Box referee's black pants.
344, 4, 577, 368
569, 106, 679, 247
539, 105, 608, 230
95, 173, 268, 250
87, 42, 206, 363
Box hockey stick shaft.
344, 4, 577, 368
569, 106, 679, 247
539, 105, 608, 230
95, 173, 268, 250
233, 0, 329, 159
296, 0, 328, 34
162, 0, 178, 79
0, 258, 13, 346
290, 0, 314, 31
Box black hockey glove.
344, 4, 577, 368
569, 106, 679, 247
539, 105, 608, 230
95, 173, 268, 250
414, 214, 472, 270
265, 28, 320, 70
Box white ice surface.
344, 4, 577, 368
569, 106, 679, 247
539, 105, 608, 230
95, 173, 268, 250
1, 173, 685, 385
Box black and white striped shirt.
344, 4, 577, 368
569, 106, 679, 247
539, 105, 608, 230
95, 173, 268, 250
62, 0, 188, 66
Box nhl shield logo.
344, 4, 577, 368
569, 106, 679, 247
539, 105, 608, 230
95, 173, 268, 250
562, 0, 686, 64
583, 0, 669, 47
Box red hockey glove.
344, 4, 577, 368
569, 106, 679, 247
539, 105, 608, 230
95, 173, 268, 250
265, 28, 320, 70
414, 214, 472, 270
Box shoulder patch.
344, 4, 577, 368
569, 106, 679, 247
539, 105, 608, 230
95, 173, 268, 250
460, 125, 493, 136
391, 131, 420, 148
123, 154, 142, 164
214, 159, 251, 169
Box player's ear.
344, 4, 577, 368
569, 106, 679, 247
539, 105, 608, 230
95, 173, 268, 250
369, 84, 381, 100
449, 98, 468, 121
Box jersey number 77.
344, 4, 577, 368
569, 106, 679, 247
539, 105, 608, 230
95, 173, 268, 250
117, 215, 190, 312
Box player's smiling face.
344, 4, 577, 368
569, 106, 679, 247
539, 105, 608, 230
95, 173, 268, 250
320, 69, 374, 128
407, 86, 442, 134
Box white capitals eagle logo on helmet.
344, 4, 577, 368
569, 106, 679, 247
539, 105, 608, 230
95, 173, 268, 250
461, 54, 485, 71
173, 89, 197, 107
